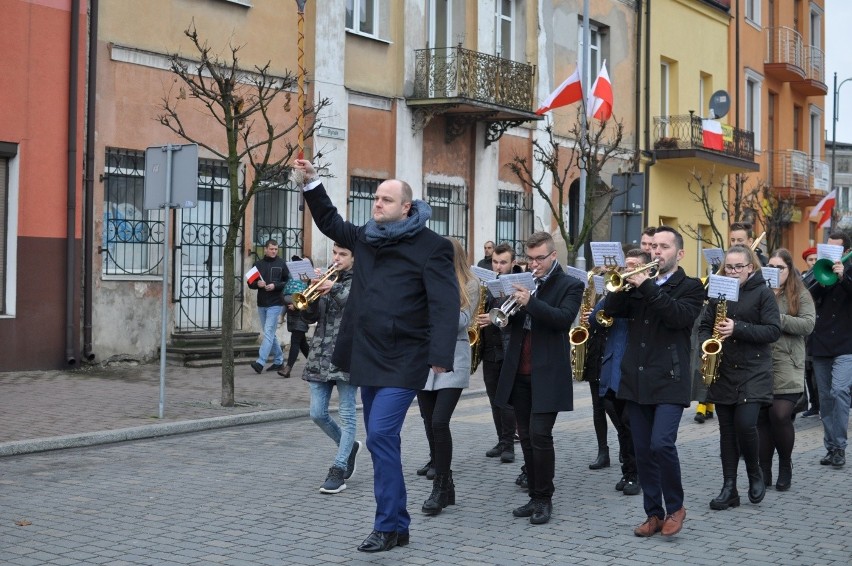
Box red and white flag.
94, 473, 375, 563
536, 67, 583, 115
587, 61, 613, 121
245, 266, 263, 285
702, 119, 724, 151
810, 188, 837, 230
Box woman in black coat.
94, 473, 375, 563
700, 245, 781, 511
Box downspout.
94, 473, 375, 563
634, 0, 642, 167
66, 0, 81, 366
82, 0, 99, 362
642, 0, 654, 227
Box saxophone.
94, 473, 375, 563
469, 283, 488, 373
569, 271, 597, 382
700, 297, 727, 387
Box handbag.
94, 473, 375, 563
793, 391, 808, 414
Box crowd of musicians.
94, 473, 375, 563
247, 160, 852, 552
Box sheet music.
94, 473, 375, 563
485, 279, 506, 298
592, 275, 605, 295
590, 242, 625, 268
761, 266, 780, 289
471, 265, 498, 282
497, 272, 536, 295
817, 243, 843, 262
707, 274, 739, 302
702, 248, 724, 268
564, 266, 589, 285
286, 259, 315, 280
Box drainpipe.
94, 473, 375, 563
634, 0, 642, 168
642, 0, 654, 227
66, 0, 81, 366
82, 0, 99, 362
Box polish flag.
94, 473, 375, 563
536, 67, 583, 115
702, 120, 724, 151
245, 266, 263, 285
810, 188, 837, 230
587, 61, 613, 121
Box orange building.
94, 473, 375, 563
0, 0, 88, 370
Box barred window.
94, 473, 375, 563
102, 148, 165, 277
348, 176, 381, 226
426, 182, 468, 249
253, 174, 304, 261
496, 189, 533, 257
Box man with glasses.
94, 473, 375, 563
604, 226, 704, 538
495, 232, 584, 525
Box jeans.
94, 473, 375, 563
256, 306, 284, 366
627, 402, 684, 519
813, 354, 852, 451
309, 381, 359, 471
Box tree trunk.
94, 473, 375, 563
220, 224, 239, 407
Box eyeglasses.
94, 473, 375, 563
527, 252, 554, 263
724, 264, 751, 273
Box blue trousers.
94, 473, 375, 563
627, 402, 685, 519
813, 354, 852, 451
360, 386, 417, 534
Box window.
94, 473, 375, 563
660, 61, 670, 135
348, 176, 381, 226
578, 21, 603, 86
810, 5, 822, 47
102, 148, 165, 278
839, 186, 852, 212
745, 71, 762, 151
496, 0, 514, 59
496, 189, 533, 257
793, 105, 802, 151
809, 107, 822, 161
0, 142, 17, 316
346, 0, 391, 39
426, 182, 468, 249
745, 0, 760, 25
253, 174, 303, 262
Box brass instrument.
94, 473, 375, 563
700, 297, 727, 387
809, 250, 852, 287
603, 260, 660, 293
569, 271, 597, 382
292, 263, 340, 310
469, 284, 488, 372
488, 287, 537, 328
595, 309, 614, 327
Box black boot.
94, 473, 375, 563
760, 461, 772, 488
746, 467, 766, 504
421, 471, 455, 515
589, 447, 610, 470
416, 459, 435, 479
709, 478, 740, 510
775, 459, 792, 491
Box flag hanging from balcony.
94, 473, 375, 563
587, 61, 613, 121
809, 188, 836, 230
535, 67, 582, 115
702, 120, 724, 150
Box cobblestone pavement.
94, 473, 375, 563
1, 380, 849, 565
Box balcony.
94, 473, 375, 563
407, 45, 540, 146
652, 114, 758, 173
766, 150, 828, 204
764, 27, 806, 82
792, 44, 828, 95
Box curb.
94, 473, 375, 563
0, 387, 489, 457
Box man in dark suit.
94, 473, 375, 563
293, 159, 459, 553
604, 226, 704, 538
495, 231, 584, 525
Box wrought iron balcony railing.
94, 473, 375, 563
411, 45, 535, 112
765, 26, 804, 69
652, 114, 755, 161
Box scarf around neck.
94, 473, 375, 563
363, 200, 432, 245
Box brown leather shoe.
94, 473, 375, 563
633, 515, 664, 537
661, 507, 686, 537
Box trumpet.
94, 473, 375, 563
489, 287, 537, 328
603, 260, 660, 293
292, 263, 340, 310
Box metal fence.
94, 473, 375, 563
348, 176, 382, 226
426, 182, 468, 249
252, 177, 304, 262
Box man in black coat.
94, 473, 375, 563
495, 231, 584, 525
604, 226, 704, 538
293, 159, 459, 553
247, 239, 289, 374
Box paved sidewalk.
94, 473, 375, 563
0, 359, 487, 456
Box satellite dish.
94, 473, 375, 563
709, 90, 730, 119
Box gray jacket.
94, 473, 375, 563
422, 278, 480, 391
301, 270, 352, 383
771, 287, 815, 395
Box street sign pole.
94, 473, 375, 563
158, 145, 176, 419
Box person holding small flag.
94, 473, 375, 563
246, 239, 289, 374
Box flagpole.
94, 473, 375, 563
576, 0, 590, 270
295, 0, 307, 160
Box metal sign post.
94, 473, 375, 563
143, 143, 198, 418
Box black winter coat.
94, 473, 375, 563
248, 256, 289, 307
495, 265, 584, 413
604, 267, 704, 407
701, 272, 781, 405
809, 261, 852, 357
303, 184, 460, 390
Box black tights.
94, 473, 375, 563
417, 388, 463, 474
286, 330, 310, 366
588, 380, 608, 451
715, 402, 762, 479
758, 396, 797, 467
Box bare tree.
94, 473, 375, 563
509, 113, 635, 262
159, 24, 329, 406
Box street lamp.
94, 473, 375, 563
830, 72, 852, 196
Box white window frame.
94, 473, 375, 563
495, 0, 514, 60
578, 21, 601, 87
809, 3, 823, 47
346, 0, 380, 39
745, 69, 763, 152
660, 61, 670, 136
745, 0, 761, 27
809, 105, 822, 160
0, 148, 19, 317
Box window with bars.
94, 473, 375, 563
348, 176, 381, 226
102, 148, 165, 277
496, 189, 533, 258
426, 182, 468, 249
252, 175, 304, 262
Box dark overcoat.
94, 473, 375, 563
495, 265, 584, 413
302, 184, 460, 389
604, 267, 704, 407
702, 272, 781, 405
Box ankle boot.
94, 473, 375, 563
760, 461, 772, 487
421, 472, 455, 515
709, 478, 740, 510
775, 459, 792, 491
589, 447, 610, 470
746, 467, 766, 504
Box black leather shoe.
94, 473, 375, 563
530, 499, 552, 525
512, 500, 536, 517
500, 446, 515, 463
250, 361, 263, 374
486, 443, 503, 457
589, 448, 610, 470
709, 479, 740, 510
357, 530, 398, 553
820, 450, 835, 465
694, 412, 706, 424
775, 460, 792, 491
831, 449, 846, 468
396, 532, 410, 547
416, 459, 433, 476
515, 467, 528, 489
266, 363, 283, 372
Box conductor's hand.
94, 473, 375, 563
293, 159, 317, 178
